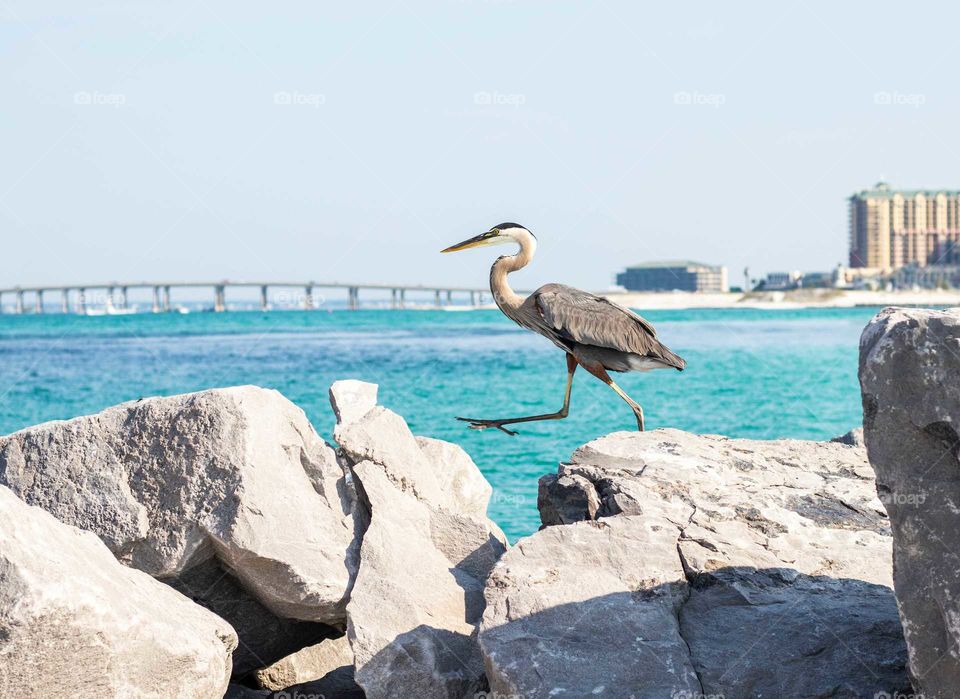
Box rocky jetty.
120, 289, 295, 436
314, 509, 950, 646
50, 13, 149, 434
484, 429, 909, 697
860, 306, 960, 698
0, 367, 932, 697
0, 381, 503, 698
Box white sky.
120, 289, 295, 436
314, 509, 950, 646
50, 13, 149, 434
2, 1, 958, 292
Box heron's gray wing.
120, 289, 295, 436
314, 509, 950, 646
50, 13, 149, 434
533, 284, 684, 368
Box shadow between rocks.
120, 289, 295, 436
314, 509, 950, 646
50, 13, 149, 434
164, 557, 340, 678
681, 567, 911, 698
482, 568, 911, 698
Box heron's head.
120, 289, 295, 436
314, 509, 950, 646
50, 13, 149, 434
441, 223, 535, 253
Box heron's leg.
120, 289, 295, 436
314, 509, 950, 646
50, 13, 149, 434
582, 363, 645, 431
457, 354, 577, 435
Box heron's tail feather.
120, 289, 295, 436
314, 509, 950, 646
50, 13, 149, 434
656, 345, 686, 371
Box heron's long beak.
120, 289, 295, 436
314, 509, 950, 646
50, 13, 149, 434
441, 231, 498, 253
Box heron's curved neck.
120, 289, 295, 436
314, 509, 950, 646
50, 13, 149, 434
490, 232, 536, 311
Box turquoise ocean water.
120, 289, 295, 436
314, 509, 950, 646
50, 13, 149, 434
0, 306, 881, 541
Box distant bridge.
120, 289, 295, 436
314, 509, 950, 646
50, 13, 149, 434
0, 281, 506, 314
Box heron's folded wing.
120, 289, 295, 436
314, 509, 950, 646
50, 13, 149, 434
534, 284, 682, 367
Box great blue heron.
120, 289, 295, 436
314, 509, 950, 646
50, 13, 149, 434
442, 223, 684, 435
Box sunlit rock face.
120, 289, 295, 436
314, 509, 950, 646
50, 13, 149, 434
0, 485, 237, 697
332, 380, 507, 699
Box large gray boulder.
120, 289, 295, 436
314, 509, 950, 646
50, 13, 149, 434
484, 429, 910, 698
481, 515, 700, 697
254, 635, 356, 692
0, 485, 236, 697
331, 381, 507, 698
0, 386, 360, 672
860, 306, 960, 697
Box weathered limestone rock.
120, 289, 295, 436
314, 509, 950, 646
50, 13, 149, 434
0, 486, 237, 697
831, 426, 865, 446
329, 379, 379, 426
537, 472, 600, 525
488, 429, 910, 697
254, 635, 355, 691
336, 405, 448, 506
860, 306, 960, 696
481, 515, 700, 697
0, 386, 361, 674
416, 436, 493, 519
347, 460, 488, 697
333, 380, 506, 698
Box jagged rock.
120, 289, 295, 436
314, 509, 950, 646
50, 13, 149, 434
333, 380, 506, 699
254, 635, 355, 691
481, 515, 700, 697
831, 427, 865, 446
0, 485, 237, 697
489, 429, 910, 697
347, 460, 488, 698
0, 386, 361, 670
415, 436, 493, 519
860, 306, 960, 696
336, 405, 447, 507
330, 379, 379, 426
537, 472, 600, 525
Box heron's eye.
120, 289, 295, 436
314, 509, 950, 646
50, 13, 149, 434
487, 229, 499, 237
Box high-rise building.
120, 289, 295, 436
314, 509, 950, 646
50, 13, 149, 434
616, 261, 728, 293
849, 182, 960, 269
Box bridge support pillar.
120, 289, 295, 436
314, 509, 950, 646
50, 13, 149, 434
35, 290, 44, 313
121, 287, 129, 310
446, 290, 452, 305
304, 285, 314, 310
399, 289, 406, 309
162, 286, 171, 313
260, 286, 268, 312
61, 290, 70, 314
0, 292, 3, 314
348, 287, 359, 310
77, 289, 86, 315
16, 290, 24, 315
391, 289, 398, 309
434, 289, 441, 307
470, 291, 476, 306
214, 285, 226, 312
152, 287, 161, 313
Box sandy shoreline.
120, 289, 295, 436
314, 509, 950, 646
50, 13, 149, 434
440, 288, 960, 312
599, 288, 960, 311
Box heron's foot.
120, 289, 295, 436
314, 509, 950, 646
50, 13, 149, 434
456, 417, 518, 436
